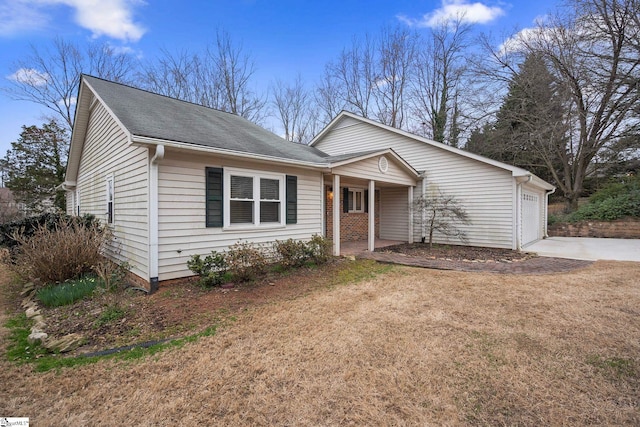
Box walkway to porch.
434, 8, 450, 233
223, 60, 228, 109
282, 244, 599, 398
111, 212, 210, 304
340, 239, 405, 256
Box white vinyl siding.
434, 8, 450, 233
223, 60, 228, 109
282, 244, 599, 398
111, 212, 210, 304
75, 100, 150, 280
157, 152, 323, 281
380, 188, 409, 241
316, 120, 516, 249
332, 155, 415, 186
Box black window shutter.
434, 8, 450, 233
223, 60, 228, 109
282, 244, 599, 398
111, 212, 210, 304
364, 190, 369, 213
286, 175, 297, 224
343, 187, 349, 213
206, 167, 223, 227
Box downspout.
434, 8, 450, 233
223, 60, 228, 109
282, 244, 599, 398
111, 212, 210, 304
544, 187, 556, 238
419, 172, 427, 243
149, 145, 165, 293
515, 175, 532, 251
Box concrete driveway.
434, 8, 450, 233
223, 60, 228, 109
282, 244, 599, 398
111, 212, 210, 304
526, 237, 640, 262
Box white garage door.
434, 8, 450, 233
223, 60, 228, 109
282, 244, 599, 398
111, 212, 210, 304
522, 191, 540, 246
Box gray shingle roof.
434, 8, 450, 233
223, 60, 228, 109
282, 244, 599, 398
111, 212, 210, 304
83, 75, 329, 164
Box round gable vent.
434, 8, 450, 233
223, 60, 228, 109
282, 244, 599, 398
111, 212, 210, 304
378, 156, 389, 173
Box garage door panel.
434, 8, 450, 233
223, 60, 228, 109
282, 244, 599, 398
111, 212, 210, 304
522, 191, 540, 245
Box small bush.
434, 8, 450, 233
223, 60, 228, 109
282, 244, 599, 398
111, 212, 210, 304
93, 259, 130, 291
12, 217, 110, 286
305, 234, 332, 265
226, 241, 268, 282
36, 276, 102, 307
187, 251, 228, 287
274, 239, 309, 268
567, 176, 640, 222
0, 212, 99, 253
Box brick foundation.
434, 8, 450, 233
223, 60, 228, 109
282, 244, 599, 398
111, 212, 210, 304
548, 217, 640, 238
325, 186, 380, 242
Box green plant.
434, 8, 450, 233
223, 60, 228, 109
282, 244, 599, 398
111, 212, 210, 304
226, 241, 267, 282
305, 234, 332, 265
93, 259, 130, 291
11, 217, 110, 286
187, 251, 228, 287
36, 275, 102, 307
95, 305, 127, 327
274, 239, 309, 268
4, 314, 48, 363
567, 176, 640, 222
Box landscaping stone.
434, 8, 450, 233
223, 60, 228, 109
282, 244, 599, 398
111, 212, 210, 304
25, 307, 41, 319
45, 333, 85, 353
28, 331, 48, 345
20, 282, 35, 297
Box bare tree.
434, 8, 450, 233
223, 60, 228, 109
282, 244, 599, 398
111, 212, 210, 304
414, 188, 470, 248
211, 30, 266, 123
488, 0, 640, 209
271, 75, 317, 143
4, 37, 137, 130
374, 26, 416, 128
315, 65, 346, 126
139, 30, 267, 124
411, 18, 471, 145
329, 35, 377, 118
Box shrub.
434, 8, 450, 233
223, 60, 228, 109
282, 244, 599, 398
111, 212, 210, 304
93, 259, 131, 291
567, 176, 640, 222
274, 239, 309, 268
226, 241, 268, 282
11, 217, 110, 286
36, 275, 102, 307
187, 251, 228, 287
0, 212, 99, 253
305, 234, 332, 265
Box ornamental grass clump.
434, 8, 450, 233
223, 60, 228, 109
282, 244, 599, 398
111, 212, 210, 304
11, 217, 110, 286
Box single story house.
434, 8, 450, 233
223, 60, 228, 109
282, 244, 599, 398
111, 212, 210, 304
62, 75, 554, 290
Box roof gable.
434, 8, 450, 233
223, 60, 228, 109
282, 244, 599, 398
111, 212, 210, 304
80, 75, 329, 164
310, 111, 553, 190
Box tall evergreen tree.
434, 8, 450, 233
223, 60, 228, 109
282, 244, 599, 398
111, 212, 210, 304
467, 53, 567, 184
1, 120, 68, 213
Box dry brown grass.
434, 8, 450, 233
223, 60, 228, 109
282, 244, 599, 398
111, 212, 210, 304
1, 261, 639, 425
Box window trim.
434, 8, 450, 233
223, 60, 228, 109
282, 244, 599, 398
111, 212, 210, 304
223, 167, 286, 229
347, 187, 365, 213
105, 174, 114, 225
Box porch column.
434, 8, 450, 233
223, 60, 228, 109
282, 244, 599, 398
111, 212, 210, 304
333, 174, 341, 256
368, 180, 375, 252
408, 186, 414, 243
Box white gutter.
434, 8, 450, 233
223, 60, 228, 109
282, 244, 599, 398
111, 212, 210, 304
131, 136, 328, 170
544, 187, 556, 238
148, 144, 164, 293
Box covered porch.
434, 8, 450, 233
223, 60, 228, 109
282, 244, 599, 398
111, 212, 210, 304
322, 150, 419, 256
340, 239, 405, 256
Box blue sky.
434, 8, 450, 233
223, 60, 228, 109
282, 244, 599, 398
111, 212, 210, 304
0, 0, 557, 157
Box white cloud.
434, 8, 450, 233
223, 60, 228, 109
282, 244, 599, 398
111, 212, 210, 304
8, 68, 50, 86
0, 1, 50, 36
498, 26, 555, 55
398, 0, 505, 28
0, 0, 145, 42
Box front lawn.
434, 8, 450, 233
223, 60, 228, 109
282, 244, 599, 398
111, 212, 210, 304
1, 260, 639, 425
